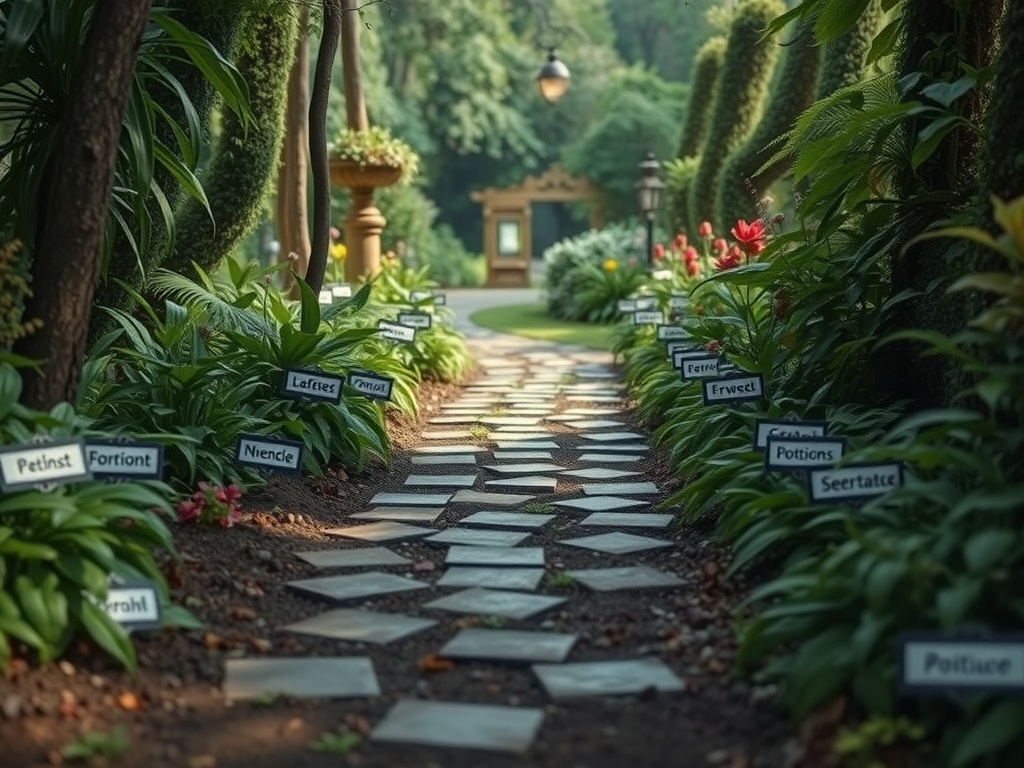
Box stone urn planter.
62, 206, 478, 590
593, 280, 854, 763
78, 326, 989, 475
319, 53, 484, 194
328, 159, 403, 191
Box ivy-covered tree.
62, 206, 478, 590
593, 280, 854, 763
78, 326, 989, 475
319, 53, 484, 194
689, 0, 783, 229
715, 22, 820, 226
676, 36, 727, 159
814, 0, 885, 99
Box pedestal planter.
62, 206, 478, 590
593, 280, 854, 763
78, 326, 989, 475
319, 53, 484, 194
329, 159, 402, 282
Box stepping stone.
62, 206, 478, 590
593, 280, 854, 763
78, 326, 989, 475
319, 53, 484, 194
559, 468, 641, 479
492, 451, 553, 460
294, 547, 409, 568
532, 659, 684, 700
559, 532, 672, 555
287, 571, 428, 602
421, 430, 474, 440
371, 700, 544, 753
424, 588, 566, 620
437, 567, 545, 591
580, 512, 672, 528
544, 415, 586, 422
552, 496, 648, 512
495, 441, 560, 450
479, 416, 541, 426
577, 443, 649, 452
413, 445, 487, 454
561, 419, 627, 429
323, 521, 435, 542
404, 474, 477, 488
566, 395, 622, 403
484, 476, 558, 492
446, 546, 545, 567
410, 454, 477, 466
440, 628, 577, 663
223, 657, 380, 701
426, 528, 530, 547
578, 453, 641, 463
459, 511, 554, 529
429, 416, 479, 425
580, 481, 659, 496
493, 425, 554, 433
486, 432, 553, 442
450, 489, 535, 506
351, 506, 444, 523
370, 491, 452, 505
483, 463, 563, 474
281, 608, 436, 644
581, 431, 645, 442
567, 565, 683, 591
563, 408, 623, 416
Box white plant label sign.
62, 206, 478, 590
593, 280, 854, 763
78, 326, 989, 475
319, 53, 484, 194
807, 462, 903, 503
0, 440, 92, 491
281, 368, 345, 404
235, 435, 303, 473
347, 372, 395, 401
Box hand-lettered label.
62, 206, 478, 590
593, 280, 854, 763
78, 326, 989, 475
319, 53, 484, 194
281, 368, 344, 404
765, 436, 846, 471
347, 371, 394, 401
656, 325, 687, 341
86, 440, 164, 480
633, 311, 664, 325
330, 284, 353, 298
633, 297, 657, 311
397, 312, 432, 329
681, 355, 722, 380
235, 435, 303, 473
672, 348, 711, 369
0, 440, 92, 491
101, 581, 162, 630
617, 299, 637, 313
807, 462, 903, 503
701, 375, 764, 404
378, 320, 416, 343
754, 419, 828, 450
900, 635, 1024, 693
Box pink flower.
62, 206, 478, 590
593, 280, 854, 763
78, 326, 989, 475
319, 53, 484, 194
731, 219, 766, 256
672, 233, 688, 251
698, 221, 714, 238
686, 260, 700, 277
683, 245, 699, 264
714, 246, 743, 272
176, 500, 200, 524
713, 238, 728, 255
653, 244, 666, 260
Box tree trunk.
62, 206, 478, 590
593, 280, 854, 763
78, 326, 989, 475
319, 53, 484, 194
340, 0, 369, 132
276, 4, 312, 296
15, 0, 151, 409
306, 0, 344, 294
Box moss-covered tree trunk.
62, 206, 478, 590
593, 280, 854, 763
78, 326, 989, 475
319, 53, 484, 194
980, 0, 1023, 210
163, 6, 299, 275
676, 37, 727, 159
876, 0, 1007, 408
814, 0, 885, 99
689, 0, 783, 230
715, 22, 820, 226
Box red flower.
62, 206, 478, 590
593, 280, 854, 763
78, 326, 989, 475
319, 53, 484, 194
698, 221, 714, 239
731, 219, 766, 256
712, 238, 728, 255
706, 340, 720, 354
686, 260, 700, 277
672, 233, 688, 251
653, 244, 666, 260
683, 245, 699, 263
714, 245, 743, 272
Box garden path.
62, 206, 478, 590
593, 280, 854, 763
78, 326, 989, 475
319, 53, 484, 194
212, 300, 789, 767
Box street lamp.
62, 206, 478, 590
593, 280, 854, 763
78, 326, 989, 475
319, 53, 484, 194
636, 152, 665, 265
536, 48, 570, 103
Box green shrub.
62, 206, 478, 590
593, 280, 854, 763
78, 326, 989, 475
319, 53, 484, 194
676, 36, 727, 160
689, 0, 784, 229
814, 0, 886, 100
664, 157, 700, 237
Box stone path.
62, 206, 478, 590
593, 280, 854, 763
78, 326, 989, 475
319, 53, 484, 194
219, 317, 731, 760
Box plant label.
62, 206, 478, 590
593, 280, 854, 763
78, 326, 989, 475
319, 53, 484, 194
668, 296, 687, 310
235, 435, 303, 473
409, 290, 432, 303
701, 375, 764, 404
85, 440, 164, 480
330, 284, 353, 298
807, 462, 904, 504
617, 299, 637, 312
378, 320, 416, 343
681, 355, 722, 380
281, 368, 344, 404
0, 439, 92, 491
754, 419, 828, 450
317, 289, 333, 305
656, 325, 687, 341
101, 581, 162, 631
633, 311, 664, 325
765, 436, 846, 471
900, 635, 1024, 694
347, 371, 394, 401
633, 297, 656, 311
672, 348, 711, 369
432, 291, 446, 306
397, 312, 432, 329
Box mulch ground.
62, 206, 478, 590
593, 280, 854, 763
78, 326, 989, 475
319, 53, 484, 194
0, 368, 793, 768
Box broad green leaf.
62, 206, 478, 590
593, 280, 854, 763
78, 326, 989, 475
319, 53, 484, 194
950, 700, 1024, 768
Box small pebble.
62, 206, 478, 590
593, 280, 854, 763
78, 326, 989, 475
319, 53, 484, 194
58, 660, 76, 676
1, 693, 24, 720
256, 550, 273, 562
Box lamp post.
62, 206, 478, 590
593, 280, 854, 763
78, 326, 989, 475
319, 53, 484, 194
636, 151, 665, 266
536, 48, 570, 103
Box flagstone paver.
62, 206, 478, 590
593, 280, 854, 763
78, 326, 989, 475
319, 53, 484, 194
410, 454, 478, 466
445, 545, 545, 567
293, 547, 409, 568
371, 699, 544, 753
281, 609, 437, 644
223, 658, 380, 701
579, 512, 673, 528
532, 659, 684, 700
567, 565, 685, 591
484, 476, 558, 492
558, 532, 673, 555
560, 419, 627, 429
369, 491, 453, 505
350, 506, 444, 523
559, 467, 642, 479
403, 474, 478, 487
436, 567, 546, 591
579, 481, 659, 495
491, 451, 554, 460
413, 445, 487, 454
449, 489, 535, 506
424, 587, 566, 620
483, 462, 564, 473
459, 510, 555, 529
576, 443, 649, 452
494, 440, 560, 450
286, 572, 429, 602
577, 452, 643, 463
425, 528, 531, 548
552, 496, 649, 512
440, 628, 577, 663
323, 521, 436, 542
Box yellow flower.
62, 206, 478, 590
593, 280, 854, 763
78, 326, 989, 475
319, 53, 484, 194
330, 243, 347, 262
992, 194, 1024, 258
602, 258, 618, 272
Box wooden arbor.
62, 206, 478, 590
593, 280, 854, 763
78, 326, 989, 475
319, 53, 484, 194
470, 165, 603, 287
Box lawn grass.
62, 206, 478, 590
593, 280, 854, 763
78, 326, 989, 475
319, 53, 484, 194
468, 302, 617, 351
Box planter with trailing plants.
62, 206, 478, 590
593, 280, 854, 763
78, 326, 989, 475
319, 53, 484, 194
328, 126, 418, 190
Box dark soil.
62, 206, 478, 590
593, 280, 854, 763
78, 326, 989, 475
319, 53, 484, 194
0, 352, 792, 768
